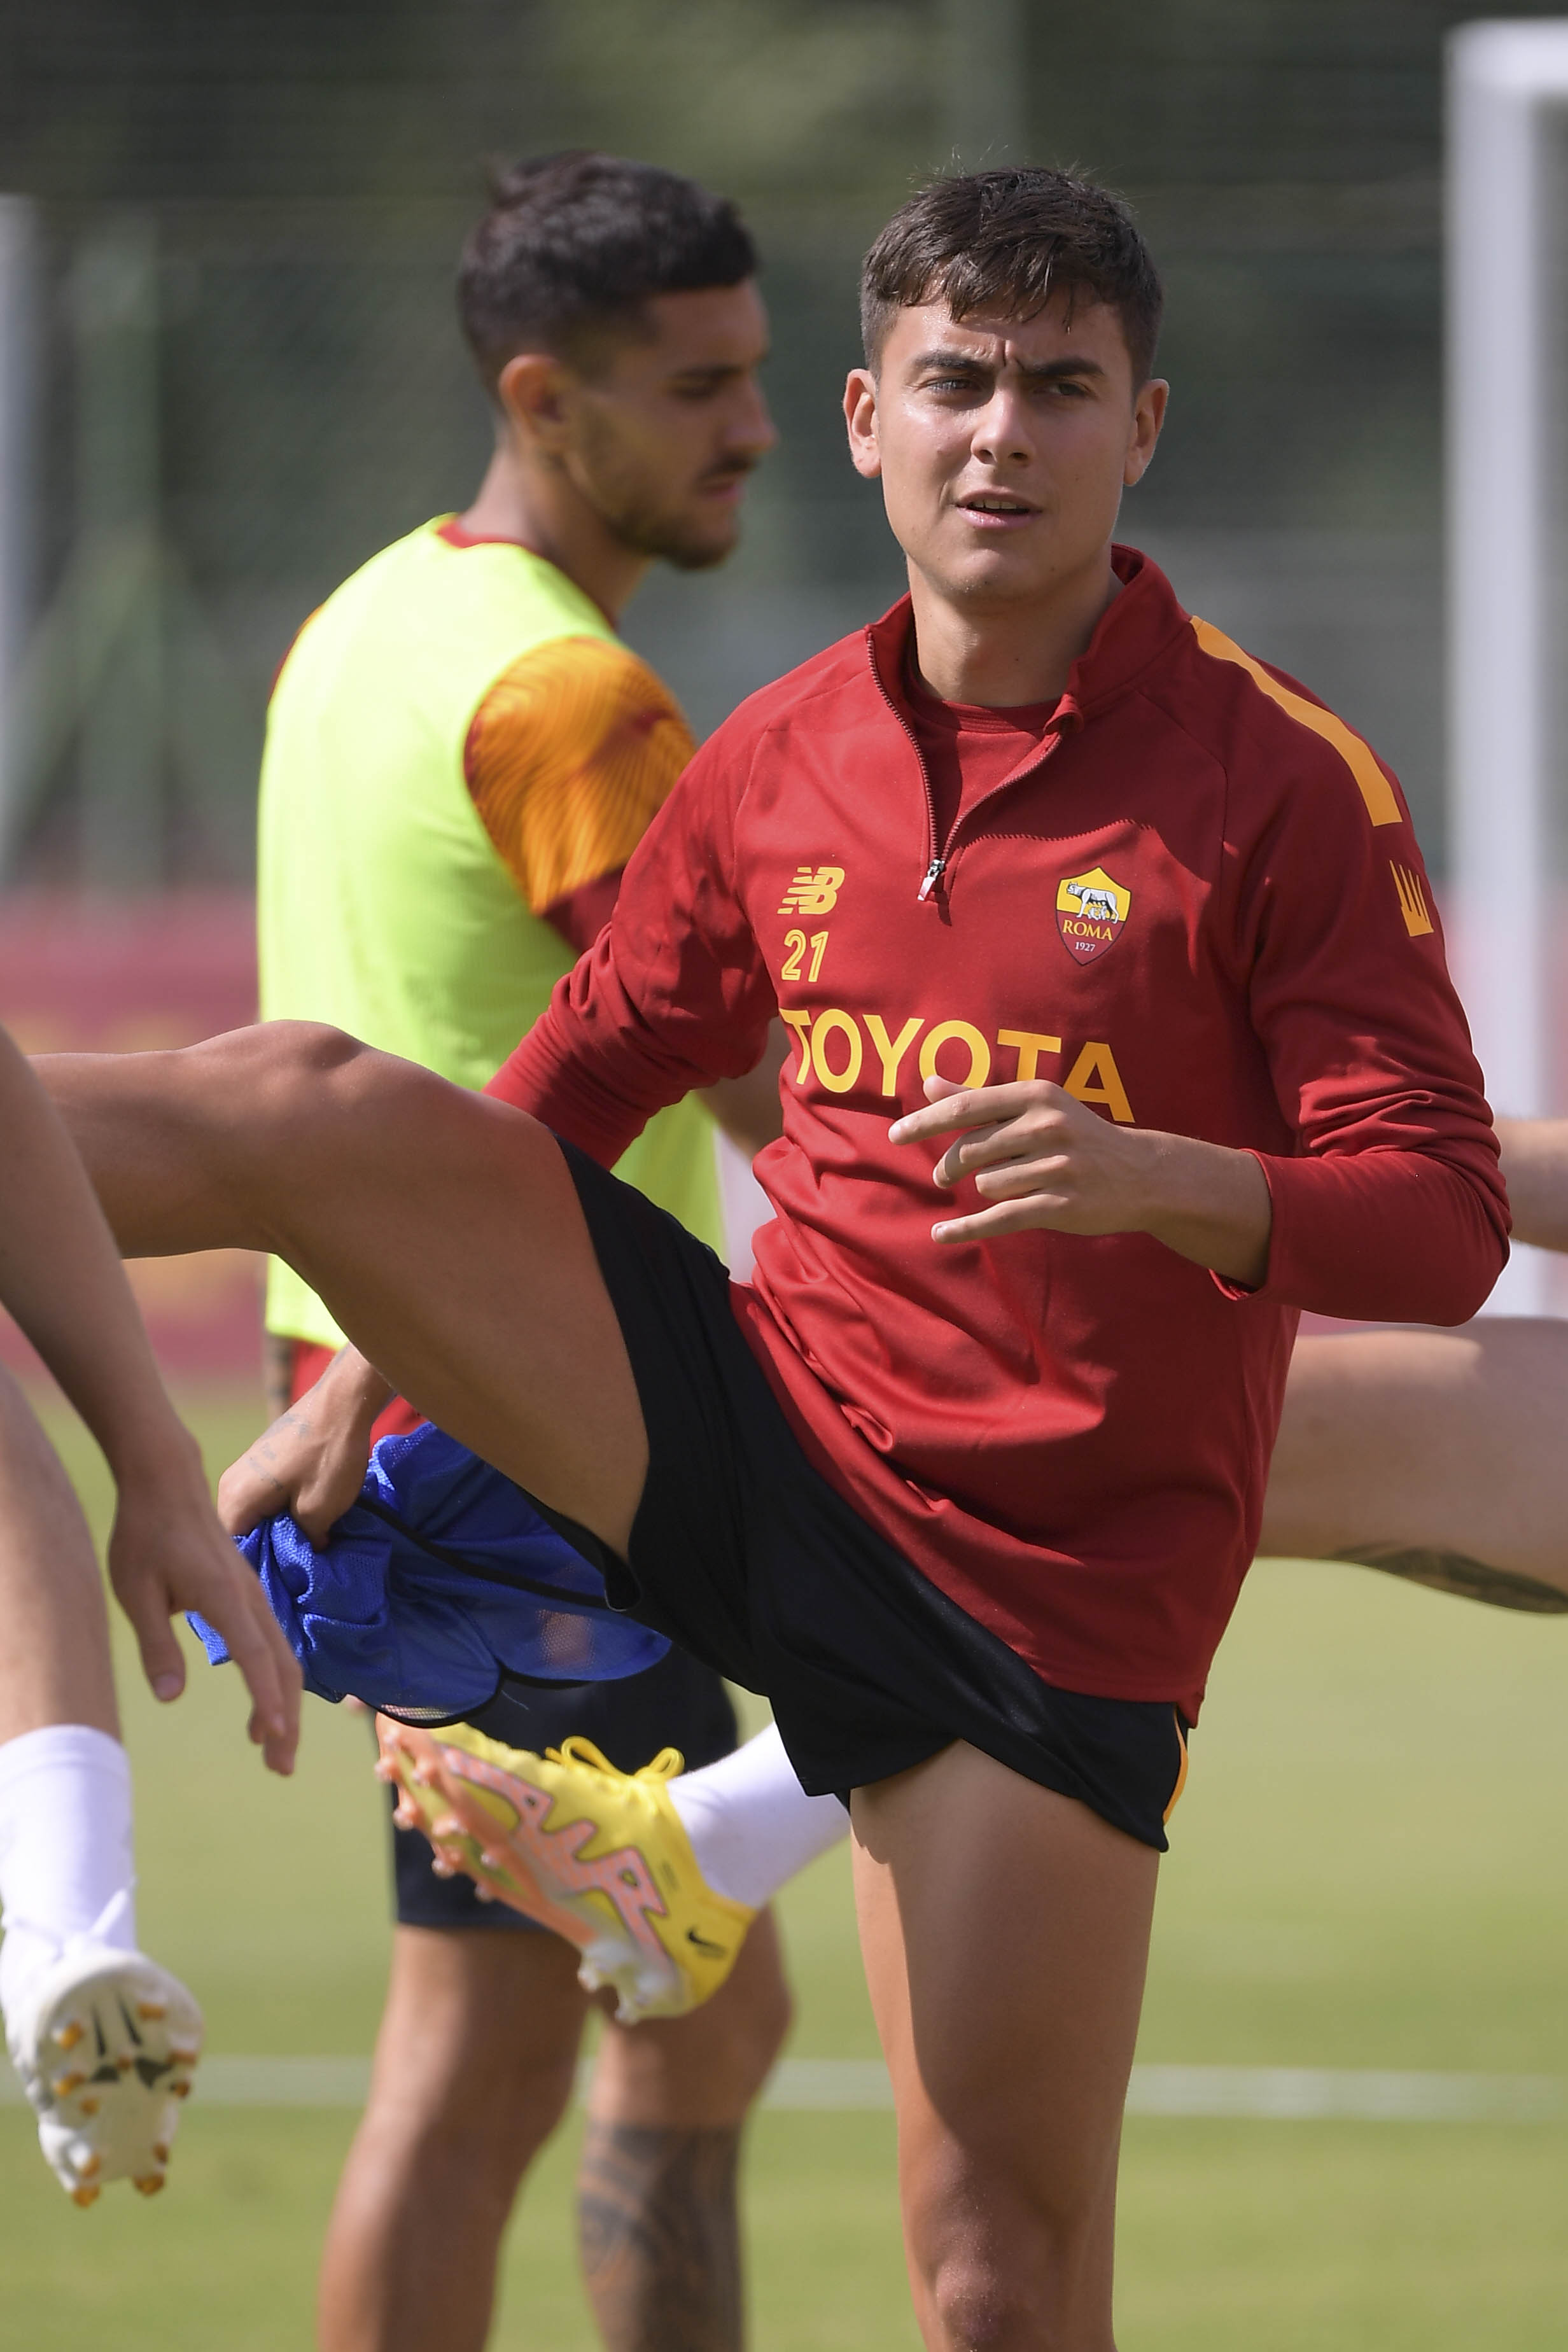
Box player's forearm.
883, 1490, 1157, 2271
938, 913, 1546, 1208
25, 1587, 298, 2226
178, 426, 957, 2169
312, 1343, 394, 1431
489, 970, 764, 1166
1495, 1117, 1568, 1252
1132, 1131, 1273, 1287
487, 1000, 650, 1165
898, 1080, 1276, 1272
0, 1032, 193, 1481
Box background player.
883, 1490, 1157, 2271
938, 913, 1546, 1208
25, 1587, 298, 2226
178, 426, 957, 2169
0, 1023, 298, 2201
30, 167, 1506, 2348
248, 152, 790, 2352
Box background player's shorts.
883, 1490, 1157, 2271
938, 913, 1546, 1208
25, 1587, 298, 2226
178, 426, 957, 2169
555, 1140, 1190, 1853
391, 1644, 739, 1933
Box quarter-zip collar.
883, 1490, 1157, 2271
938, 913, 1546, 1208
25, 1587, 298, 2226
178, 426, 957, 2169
866, 629, 1077, 904
865, 543, 1186, 902
864, 543, 1191, 739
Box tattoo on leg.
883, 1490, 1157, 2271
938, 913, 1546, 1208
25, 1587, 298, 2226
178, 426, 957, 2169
1334, 1543, 1568, 1614
577, 2120, 743, 2352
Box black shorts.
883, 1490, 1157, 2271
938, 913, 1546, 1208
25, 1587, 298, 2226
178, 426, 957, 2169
544, 1142, 1189, 1853
392, 1642, 739, 1933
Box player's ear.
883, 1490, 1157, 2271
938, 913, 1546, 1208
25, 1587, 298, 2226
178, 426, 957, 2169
844, 367, 883, 481
497, 351, 577, 456
1124, 377, 1168, 488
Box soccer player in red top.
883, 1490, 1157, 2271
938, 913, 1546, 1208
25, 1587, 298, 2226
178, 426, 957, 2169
36, 169, 1506, 2348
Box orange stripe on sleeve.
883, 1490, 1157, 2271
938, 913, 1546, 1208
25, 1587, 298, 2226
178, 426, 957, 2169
465, 636, 697, 912
1191, 615, 1402, 827
1163, 1711, 1189, 1823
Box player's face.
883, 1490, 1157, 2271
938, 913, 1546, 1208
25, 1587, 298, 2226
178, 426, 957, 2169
844, 294, 1166, 610
568, 281, 776, 570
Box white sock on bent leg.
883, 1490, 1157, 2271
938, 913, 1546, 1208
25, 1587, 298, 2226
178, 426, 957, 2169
0, 1725, 137, 2026
668, 1722, 849, 1912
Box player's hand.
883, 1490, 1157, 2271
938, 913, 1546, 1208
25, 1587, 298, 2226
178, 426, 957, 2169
889, 1073, 1273, 1284
890, 1074, 1160, 1244
107, 1434, 302, 1776
217, 1352, 387, 1548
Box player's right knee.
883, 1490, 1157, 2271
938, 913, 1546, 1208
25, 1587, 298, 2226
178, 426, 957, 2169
927, 2256, 1038, 2352
249, 1019, 368, 1090
907, 2137, 1107, 2345
176, 1018, 363, 1125
220, 1020, 392, 1145
267, 1019, 458, 1128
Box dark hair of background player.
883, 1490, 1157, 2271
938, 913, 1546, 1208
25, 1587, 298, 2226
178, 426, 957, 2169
458, 150, 759, 393
860, 167, 1164, 387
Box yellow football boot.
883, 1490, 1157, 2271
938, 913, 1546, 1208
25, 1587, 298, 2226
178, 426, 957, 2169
375, 1717, 754, 2022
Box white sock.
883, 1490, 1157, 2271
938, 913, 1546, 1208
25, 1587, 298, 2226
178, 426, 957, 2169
0, 1725, 137, 2027
668, 1723, 849, 1911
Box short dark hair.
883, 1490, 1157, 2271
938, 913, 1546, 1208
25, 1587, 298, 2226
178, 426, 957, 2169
458, 150, 758, 391
860, 168, 1163, 386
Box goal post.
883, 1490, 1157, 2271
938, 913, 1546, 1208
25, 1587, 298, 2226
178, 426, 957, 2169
1448, 20, 1568, 1312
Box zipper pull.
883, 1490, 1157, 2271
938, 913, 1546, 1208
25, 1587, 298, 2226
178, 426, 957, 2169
917, 856, 946, 903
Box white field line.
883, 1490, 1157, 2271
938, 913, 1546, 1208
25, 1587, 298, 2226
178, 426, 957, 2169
2, 2055, 1564, 2120
1124, 2065, 1566, 2122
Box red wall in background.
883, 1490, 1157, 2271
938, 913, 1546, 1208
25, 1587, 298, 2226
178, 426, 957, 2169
0, 893, 263, 1382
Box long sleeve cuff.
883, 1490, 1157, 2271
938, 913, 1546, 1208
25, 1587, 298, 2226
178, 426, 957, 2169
484, 1032, 643, 1168
1222, 1149, 1508, 1325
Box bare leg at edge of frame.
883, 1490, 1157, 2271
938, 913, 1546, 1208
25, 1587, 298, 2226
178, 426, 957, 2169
34, 1024, 647, 1558
1263, 1320, 1568, 1610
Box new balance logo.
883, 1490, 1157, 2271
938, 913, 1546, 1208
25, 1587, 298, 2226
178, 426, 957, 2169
1390, 862, 1434, 939
778, 864, 845, 915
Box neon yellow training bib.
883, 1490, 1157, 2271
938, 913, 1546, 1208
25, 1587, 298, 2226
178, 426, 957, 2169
258, 519, 722, 1351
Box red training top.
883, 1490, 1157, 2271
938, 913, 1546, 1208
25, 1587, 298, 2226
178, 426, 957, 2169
489, 548, 1508, 1719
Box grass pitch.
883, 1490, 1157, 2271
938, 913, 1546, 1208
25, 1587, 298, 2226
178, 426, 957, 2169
1, 1385, 1566, 2347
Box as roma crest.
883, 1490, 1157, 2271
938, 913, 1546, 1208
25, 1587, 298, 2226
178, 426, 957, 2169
1055, 867, 1130, 965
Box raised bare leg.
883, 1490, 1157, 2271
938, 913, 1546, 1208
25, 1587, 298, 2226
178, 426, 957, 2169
852, 1744, 1157, 2352
1263, 1321, 1568, 1607
37, 1026, 646, 1554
